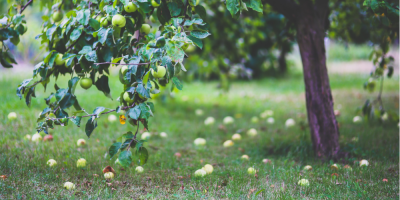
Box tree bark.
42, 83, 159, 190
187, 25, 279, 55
295, 1, 340, 159
278, 47, 288, 74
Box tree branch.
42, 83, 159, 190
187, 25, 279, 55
48, 104, 136, 121
94, 62, 150, 66
127, 123, 140, 151
20, 0, 33, 14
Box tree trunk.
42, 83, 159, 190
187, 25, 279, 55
278, 47, 287, 74
296, 2, 340, 159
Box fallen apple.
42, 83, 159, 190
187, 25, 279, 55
250, 116, 259, 123
330, 164, 339, 170
194, 169, 206, 177
266, 117, 275, 124
76, 158, 87, 168
360, 159, 369, 167
247, 167, 256, 175
303, 165, 312, 171
63, 182, 75, 190
8, 112, 17, 120
141, 132, 151, 140
43, 135, 54, 141
223, 140, 234, 147
231, 133, 241, 141
77, 138, 86, 146
285, 118, 295, 128
246, 128, 257, 137
47, 159, 57, 167
195, 109, 204, 116
241, 155, 249, 160
353, 116, 362, 123
24, 134, 31, 141
223, 116, 234, 125
298, 179, 309, 186
31, 133, 42, 142
135, 166, 144, 173
104, 172, 115, 179
204, 117, 215, 126
202, 164, 213, 174
108, 114, 117, 122
194, 138, 206, 146
159, 132, 167, 138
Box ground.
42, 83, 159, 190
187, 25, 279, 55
0, 46, 399, 199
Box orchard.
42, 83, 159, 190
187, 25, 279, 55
0, 0, 399, 199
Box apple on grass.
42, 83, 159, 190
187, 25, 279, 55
194, 138, 206, 146
77, 138, 86, 146
250, 116, 259, 123
124, 2, 137, 13
43, 135, 53, 141
285, 118, 295, 128
223, 140, 234, 147
24, 134, 31, 141
112, 14, 126, 28
241, 155, 249, 160
174, 152, 182, 158
47, 159, 57, 167
64, 182, 75, 190
298, 179, 309, 186
303, 165, 312, 171
80, 78, 92, 90
223, 116, 234, 125
247, 128, 257, 137
151, 66, 166, 78
32, 133, 42, 142
360, 159, 369, 166
104, 172, 115, 179
202, 164, 214, 174
247, 167, 256, 175
76, 158, 87, 168
204, 117, 215, 125
135, 166, 144, 173
159, 132, 167, 138
194, 169, 206, 177
231, 133, 241, 141
267, 117, 275, 124
330, 164, 339, 170
8, 112, 17, 120
108, 114, 117, 122
141, 132, 151, 140
195, 109, 204, 116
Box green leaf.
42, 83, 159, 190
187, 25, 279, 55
24, 87, 35, 107
187, 35, 203, 49
226, 0, 240, 16
244, 0, 263, 12
190, 30, 211, 39
92, 107, 105, 118
89, 18, 100, 30
70, 28, 83, 41
136, 83, 150, 99
166, 41, 185, 63
95, 76, 112, 99
77, 9, 91, 25
118, 150, 132, 167
172, 77, 183, 90
59, 93, 76, 110
139, 103, 152, 120
78, 46, 92, 54
68, 77, 80, 95
16, 78, 32, 99
137, 147, 149, 165
109, 142, 122, 159
97, 28, 110, 44
128, 106, 141, 120
70, 116, 82, 127
142, 71, 150, 86
255, 189, 265, 196
85, 117, 97, 138
167, 2, 181, 17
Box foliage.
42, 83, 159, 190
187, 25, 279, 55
1, 0, 212, 167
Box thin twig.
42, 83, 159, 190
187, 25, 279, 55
94, 62, 150, 66
48, 104, 136, 121
66, 35, 83, 51
181, 0, 189, 25
20, 0, 33, 14
127, 123, 140, 151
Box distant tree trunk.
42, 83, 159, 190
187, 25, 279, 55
296, 1, 340, 159
266, 0, 340, 159
278, 47, 287, 74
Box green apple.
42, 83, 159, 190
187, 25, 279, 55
150, 16, 157, 23
95, 15, 103, 22
22, 24, 27, 34
107, 15, 112, 22
151, 66, 166, 78
100, 17, 108, 27
112, 14, 126, 28
52, 11, 63, 22
8, 112, 17, 120
138, 92, 147, 99
129, 17, 135, 25
124, 2, 138, 13
123, 92, 134, 103
119, 66, 129, 84
80, 78, 93, 90
182, 43, 189, 51
55, 54, 65, 66
140, 24, 151, 35
185, 44, 196, 53
189, 0, 200, 7
151, 0, 160, 7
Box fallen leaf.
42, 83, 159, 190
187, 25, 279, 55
0, 175, 7, 180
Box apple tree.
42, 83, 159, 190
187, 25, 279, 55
0, 0, 212, 167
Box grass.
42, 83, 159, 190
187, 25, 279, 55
0, 70, 399, 199
327, 42, 373, 62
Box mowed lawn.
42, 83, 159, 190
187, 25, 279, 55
0, 69, 398, 199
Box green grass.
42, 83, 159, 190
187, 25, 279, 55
327, 42, 372, 62
0, 71, 399, 199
